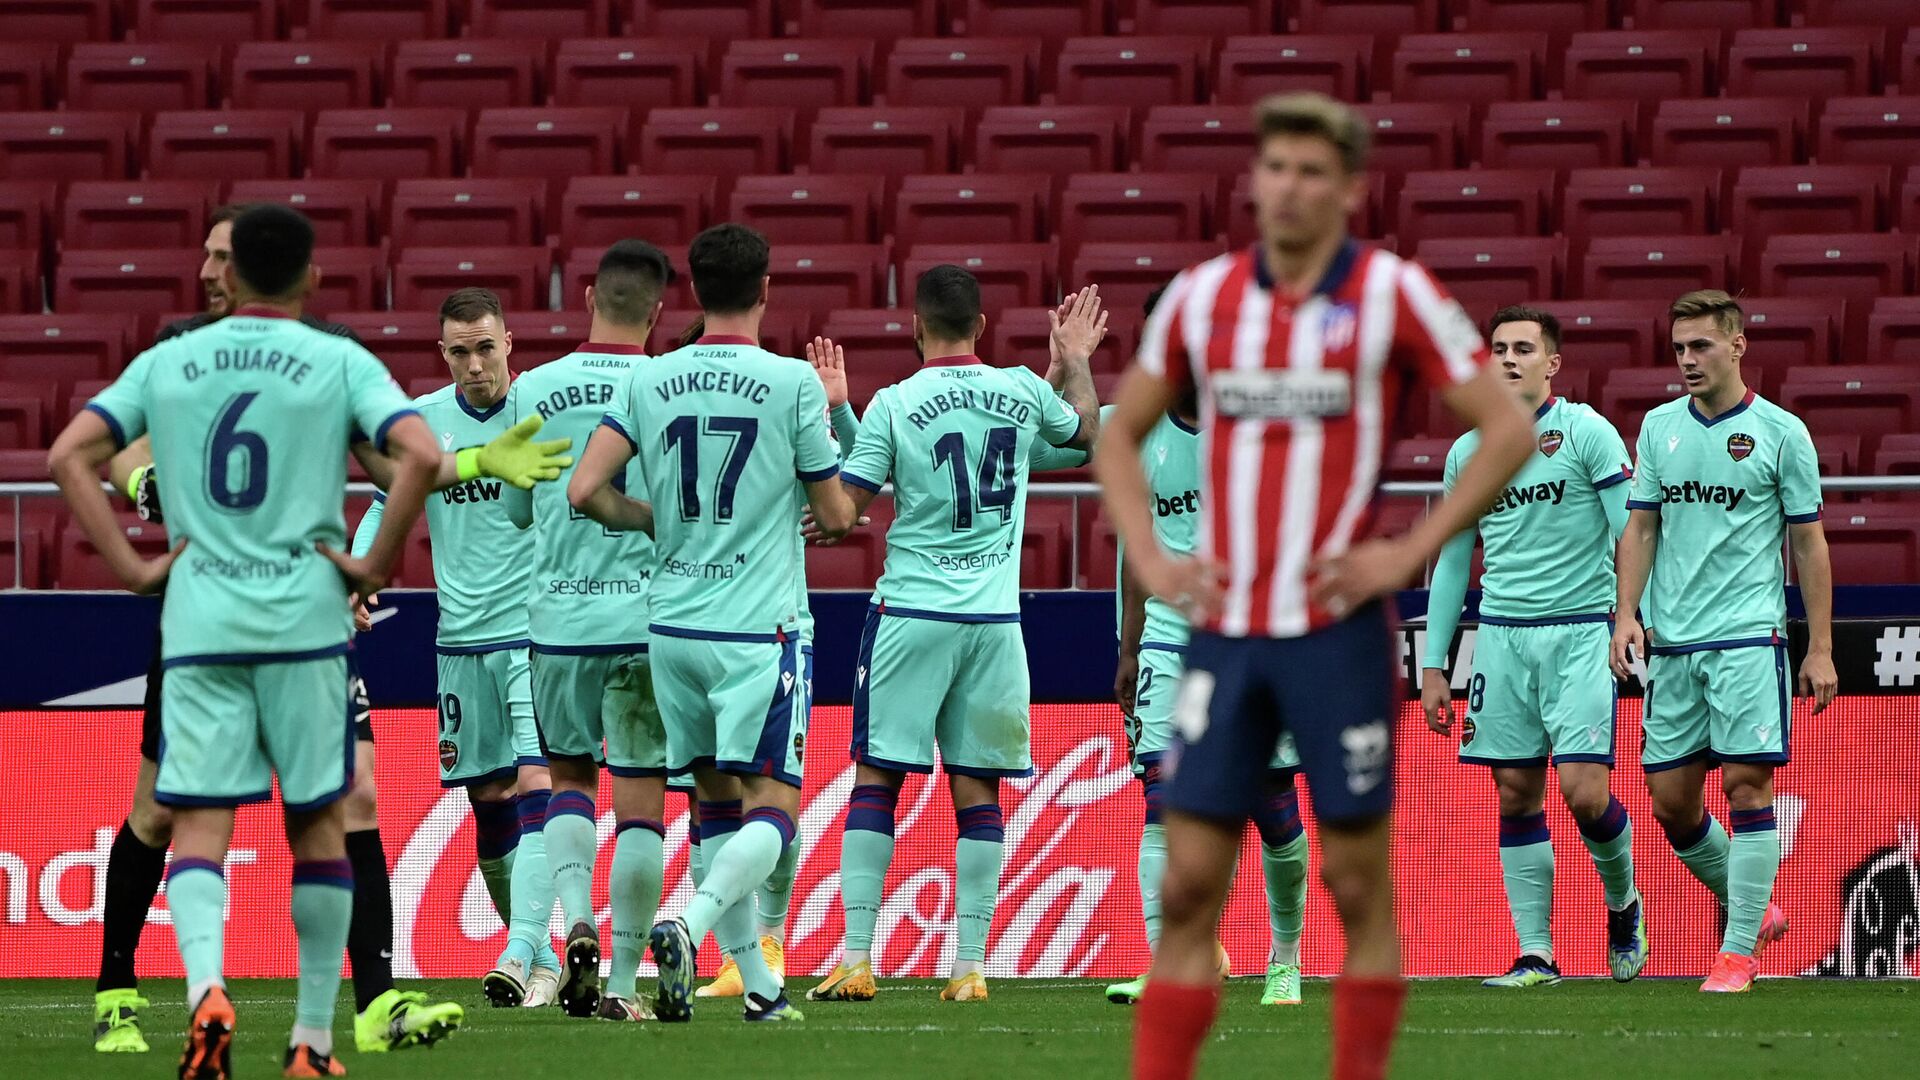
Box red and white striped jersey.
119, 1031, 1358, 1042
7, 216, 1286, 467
1136, 241, 1487, 639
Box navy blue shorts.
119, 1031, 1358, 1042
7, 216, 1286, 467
1163, 604, 1397, 827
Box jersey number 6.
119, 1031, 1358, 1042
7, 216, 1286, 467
206, 391, 269, 513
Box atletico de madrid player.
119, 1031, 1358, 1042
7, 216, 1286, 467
1096, 93, 1536, 1080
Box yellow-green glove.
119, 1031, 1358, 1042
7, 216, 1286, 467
456, 415, 574, 490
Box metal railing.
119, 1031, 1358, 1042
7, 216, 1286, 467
5, 476, 1919, 591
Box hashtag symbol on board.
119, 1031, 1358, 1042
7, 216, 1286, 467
1873, 626, 1920, 688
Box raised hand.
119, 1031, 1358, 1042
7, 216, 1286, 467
1050, 283, 1110, 366
807, 336, 849, 410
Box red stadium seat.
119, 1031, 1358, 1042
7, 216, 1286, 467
307, 246, 386, 314
805, 523, 887, 588
1214, 33, 1371, 103
1901, 37, 1920, 98
884, 38, 1038, 109
54, 251, 197, 315
0, 380, 50, 449
0, 43, 56, 111
1868, 297, 1920, 368
1562, 29, 1716, 104
148, 110, 301, 182
0, 0, 112, 43
1823, 506, 1920, 585
1351, 102, 1469, 173
1534, 299, 1663, 369
789, 0, 939, 37
310, 108, 466, 181
1383, 437, 1453, 482
765, 245, 890, 330
61, 180, 211, 250
230, 42, 380, 111
627, 0, 777, 37
975, 106, 1127, 173
1626, 0, 1771, 29
1726, 28, 1882, 99
1901, 173, 1920, 235
1813, 432, 1860, 478
1055, 36, 1209, 108
1651, 98, 1809, 169
809, 107, 964, 174
558, 175, 713, 249
468, 0, 611, 36
551, 38, 705, 110
1294, 0, 1442, 35
332, 311, 446, 384
953, 0, 1106, 37
1780, 366, 1920, 446
903, 243, 1053, 310
0, 499, 50, 587
396, 520, 435, 588
57, 514, 169, 590
306, 0, 451, 38
1058, 172, 1214, 258
1067, 241, 1223, 315
129, 0, 279, 42
893, 173, 1046, 248
0, 313, 134, 389
642, 306, 702, 351
719, 38, 873, 112
1134, 0, 1276, 36
0, 111, 136, 182
1739, 296, 1838, 375
1395, 169, 1552, 246
1816, 97, 1920, 169
501, 311, 592, 363
728, 174, 884, 245
1138, 104, 1270, 173
1757, 233, 1909, 305
1454, 0, 1608, 34
226, 179, 381, 247
64, 43, 218, 113
1390, 33, 1545, 106
0, 181, 51, 252
1561, 167, 1719, 241
988, 304, 1133, 374
1479, 100, 1634, 169
394, 247, 549, 312
1599, 368, 1689, 445
471, 107, 626, 183
1412, 238, 1563, 321
1729, 166, 1888, 248
1577, 235, 1740, 300
818, 308, 919, 384
1020, 502, 1070, 589
390, 40, 546, 110
1870, 432, 1920, 493
389, 179, 545, 250
637, 107, 793, 177
1800, 0, 1918, 26
0, 249, 38, 313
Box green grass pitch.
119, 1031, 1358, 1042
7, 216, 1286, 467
5, 978, 1911, 1078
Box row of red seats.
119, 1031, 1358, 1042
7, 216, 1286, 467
4, 0, 1912, 46
7, 96, 1919, 190
5, 28, 1917, 116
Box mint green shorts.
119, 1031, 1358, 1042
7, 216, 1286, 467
650, 632, 811, 788
1460, 619, 1618, 768
1129, 645, 1298, 776
155, 654, 354, 812
435, 646, 540, 789
532, 648, 668, 777
851, 607, 1032, 778
1643, 642, 1791, 771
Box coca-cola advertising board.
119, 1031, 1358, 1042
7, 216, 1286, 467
6, 698, 1917, 980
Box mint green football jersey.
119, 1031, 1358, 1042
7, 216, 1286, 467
87, 313, 416, 664
603, 338, 839, 638
1627, 391, 1822, 649
1446, 397, 1632, 622
507, 346, 655, 650
353, 384, 534, 648
841, 357, 1083, 618
1131, 409, 1203, 648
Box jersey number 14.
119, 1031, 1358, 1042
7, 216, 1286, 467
932, 426, 1017, 531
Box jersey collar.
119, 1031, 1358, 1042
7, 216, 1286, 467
1534, 397, 1557, 421
1251, 239, 1359, 298
695, 334, 756, 346
1167, 410, 1200, 434
578, 341, 647, 355
1688, 388, 1755, 428
232, 304, 295, 320
456, 381, 510, 422
925, 353, 982, 367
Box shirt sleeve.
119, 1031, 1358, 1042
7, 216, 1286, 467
1134, 268, 1194, 393
793, 367, 840, 482
1393, 259, 1488, 393
1778, 420, 1823, 523
830, 401, 861, 459
599, 367, 641, 454
1032, 369, 1084, 448
1582, 411, 1634, 491
349, 494, 384, 559
840, 389, 894, 493
1626, 422, 1664, 511
86, 347, 156, 450
344, 344, 419, 453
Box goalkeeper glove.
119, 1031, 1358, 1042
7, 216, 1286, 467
126, 463, 164, 524
455, 414, 573, 490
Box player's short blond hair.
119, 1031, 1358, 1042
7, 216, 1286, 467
1253, 93, 1369, 175
1669, 290, 1743, 339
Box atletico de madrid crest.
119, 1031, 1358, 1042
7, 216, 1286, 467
1538, 429, 1564, 457
1728, 433, 1756, 462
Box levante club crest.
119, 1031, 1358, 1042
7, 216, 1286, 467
1539, 429, 1564, 457
1728, 433, 1756, 462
